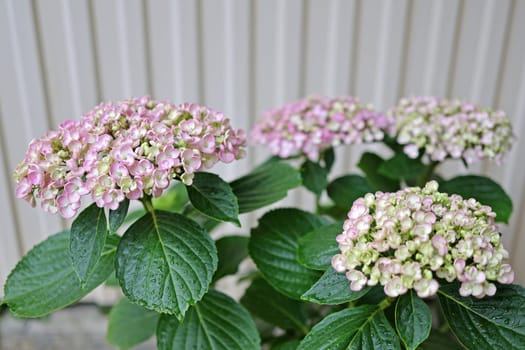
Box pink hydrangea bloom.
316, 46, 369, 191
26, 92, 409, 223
252, 96, 387, 161
13, 96, 246, 218
331, 181, 514, 299
387, 96, 513, 164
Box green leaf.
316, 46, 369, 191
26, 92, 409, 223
297, 222, 342, 270
157, 290, 260, 350
186, 172, 240, 226
438, 283, 525, 349
358, 152, 399, 192
249, 209, 328, 299
241, 278, 308, 333
230, 162, 302, 214
418, 329, 465, 350
213, 235, 249, 283
297, 305, 400, 350
109, 198, 130, 232
439, 175, 513, 223
4, 231, 118, 318
70, 203, 108, 285
300, 160, 328, 196
272, 339, 301, 350
378, 153, 427, 181
356, 285, 389, 306
347, 310, 401, 350
115, 211, 217, 320
322, 147, 336, 173
153, 182, 189, 212
395, 290, 432, 350
301, 268, 370, 305
106, 297, 160, 349
327, 175, 374, 210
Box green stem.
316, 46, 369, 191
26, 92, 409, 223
315, 195, 322, 215
417, 161, 439, 187
141, 194, 155, 216
378, 297, 396, 311
438, 322, 450, 333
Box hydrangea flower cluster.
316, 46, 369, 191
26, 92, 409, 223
387, 96, 513, 164
331, 181, 514, 299
13, 96, 246, 218
251, 96, 387, 160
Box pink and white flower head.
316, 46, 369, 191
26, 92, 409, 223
251, 96, 387, 161
332, 180, 514, 299
387, 96, 513, 164
13, 96, 246, 218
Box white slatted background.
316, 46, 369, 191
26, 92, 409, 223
1, 0, 525, 301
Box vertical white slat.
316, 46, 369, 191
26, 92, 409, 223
482, 0, 518, 183
33, 0, 99, 124
0, 0, 64, 251
504, 67, 525, 249
353, 0, 409, 109
146, 0, 200, 102
221, 0, 255, 230
198, 0, 255, 231
492, 1, 525, 256
253, 0, 307, 209
303, 0, 360, 178
350, 0, 411, 179
0, 112, 22, 299
303, 0, 333, 96
322, 0, 358, 97
200, 0, 226, 111
403, 0, 462, 96
91, 0, 149, 100
252, 0, 279, 166
199, 0, 231, 181
445, 0, 511, 176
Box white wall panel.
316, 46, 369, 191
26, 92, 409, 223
2, 0, 525, 296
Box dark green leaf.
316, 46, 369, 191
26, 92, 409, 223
347, 310, 401, 349
300, 160, 328, 196
358, 152, 399, 192
4, 231, 118, 317
356, 285, 388, 306
395, 290, 432, 350
241, 278, 308, 333
109, 198, 130, 232
439, 175, 513, 223
70, 203, 108, 285
106, 297, 160, 349
230, 162, 302, 214
272, 339, 301, 350
116, 211, 217, 320
213, 235, 249, 282
157, 290, 260, 350
186, 172, 240, 226
297, 222, 343, 270
301, 268, 370, 304
249, 209, 328, 299
438, 283, 525, 349
327, 175, 374, 210
378, 153, 427, 181
153, 182, 189, 213
298, 305, 400, 350
418, 329, 465, 350
322, 147, 336, 173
